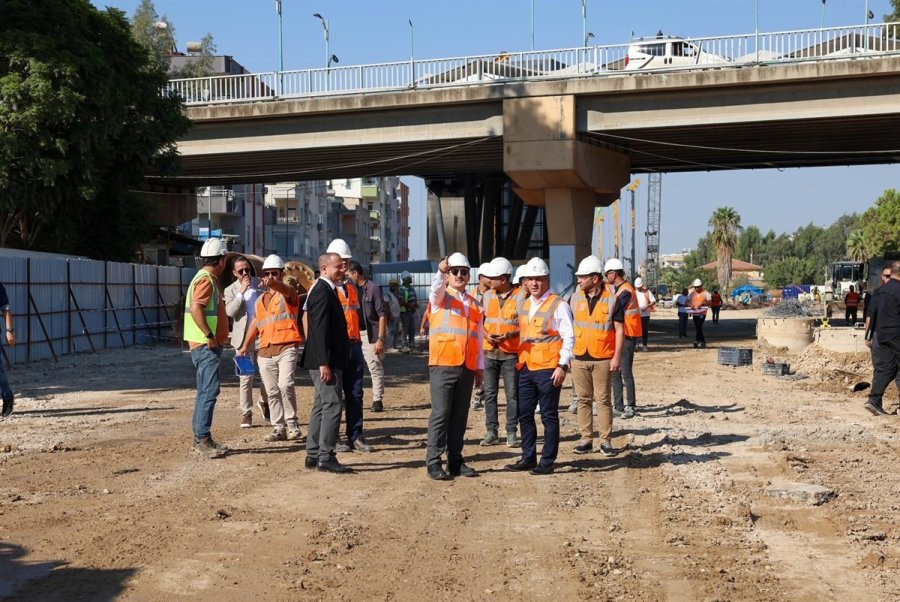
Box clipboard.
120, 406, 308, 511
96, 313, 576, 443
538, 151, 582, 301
233, 355, 256, 377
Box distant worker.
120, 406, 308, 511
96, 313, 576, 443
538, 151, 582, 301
688, 279, 711, 349
326, 239, 374, 453
813, 287, 822, 303
0, 279, 16, 417
608, 259, 643, 419
633, 277, 656, 351
398, 271, 419, 352
348, 261, 387, 414
470, 263, 492, 411
384, 278, 402, 349
238, 254, 304, 443
479, 257, 521, 448
863, 262, 900, 416
425, 253, 484, 480
420, 302, 431, 337
675, 287, 690, 338
710, 289, 723, 325
224, 255, 269, 429
183, 238, 229, 459
506, 257, 574, 476
844, 285, 860, 325
570, 256, 623, 456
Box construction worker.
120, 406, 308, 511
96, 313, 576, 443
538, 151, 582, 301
845, 285, 861, 325
479, 256, 521, 448
425, 253, 484, 480
348, 261, 387, 413
506, 257, 574, 476
184, 238, 230, 459
384, 278, 402, 349
326, 239, 374, 453
689, 278, 711, 348
470, 263, 492, 411
237, 254, 303, 443
224, 255, 269, 428
608, 259, 643, 419
633, 277, 656, 351
710, 289, 723, 325
570, 256, 625, 456
398, 271, 418, 352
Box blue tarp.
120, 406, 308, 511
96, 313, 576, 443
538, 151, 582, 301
731, 284, 764, 298
781, 285, 805, 299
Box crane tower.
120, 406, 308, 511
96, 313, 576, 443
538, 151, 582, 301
644, 173, 662, 292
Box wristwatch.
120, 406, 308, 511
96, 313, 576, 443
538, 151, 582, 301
558, 363, 570, 372
205, 332, 214, 339
6, 328, 13, 334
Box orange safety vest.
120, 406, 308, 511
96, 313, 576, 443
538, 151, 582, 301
428, 290, 482, 370
336, 281, 361, 341
689, 290, 708, 314
710, 292, 722, 308
255, 291, 303, 349
616, 282, 643, 338
845, 291, 860, 309
517, 294, 564, 371
482, 288, 522, 354
571, 286, 616, 359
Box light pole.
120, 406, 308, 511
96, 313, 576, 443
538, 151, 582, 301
531, 0, 535, 50
313, 13, 330, 68
820, 0, 826, 30
584, 31, 594, 47
581, 0, 587, 51
754, 0, 759, 63
275, 0, 283, 95
408, 19, 415, 85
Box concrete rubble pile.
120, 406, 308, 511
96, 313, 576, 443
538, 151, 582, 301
792, 343, 873, 388
762, 299, 824, 318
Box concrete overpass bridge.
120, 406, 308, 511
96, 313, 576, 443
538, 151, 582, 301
164, 22, 900, 278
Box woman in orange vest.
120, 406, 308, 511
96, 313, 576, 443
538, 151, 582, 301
425, 253, 484, 481
239, 254, 304, 443
710, 289, 723, 325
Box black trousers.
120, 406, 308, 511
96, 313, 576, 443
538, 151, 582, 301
693, 315, 706, 344
870, 336, 900, 406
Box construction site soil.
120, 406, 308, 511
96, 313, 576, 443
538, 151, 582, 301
1, 308, 898, 601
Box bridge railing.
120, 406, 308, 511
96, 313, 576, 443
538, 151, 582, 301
165, 22, 900, 106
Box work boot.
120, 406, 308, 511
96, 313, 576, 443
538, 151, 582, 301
265, 428, 287, 442
1, 394, 13, 417
287, 423, 303, 441
623, 406, 636, 419
567, 400, 578, 414
193, 437, 225, 459
506, 432, 520, 448
480, 431, 500, 446
371, 400, 384, 413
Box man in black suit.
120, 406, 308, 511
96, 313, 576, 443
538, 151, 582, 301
301, 252, 352, 473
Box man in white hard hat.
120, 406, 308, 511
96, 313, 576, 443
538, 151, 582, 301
184, 238, 230, 459
603, 259, 643, 421
224, 255, 270, 429
633, 277, 656, 352
398, 270, 418, 352
506, 257, 575, 476
325, 239, 374, 453
425, 252, 484, 480
688, 278, 711, 348
238, 254, 304, 443
469, 262, 493, 412
479, 256, 522, 448
568, 256, 626, 456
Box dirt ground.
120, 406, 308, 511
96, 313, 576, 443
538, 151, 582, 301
1, 308, 899, 601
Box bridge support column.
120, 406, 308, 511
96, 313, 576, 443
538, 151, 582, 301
503, 95, 630, 291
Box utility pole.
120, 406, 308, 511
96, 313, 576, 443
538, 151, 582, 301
613, 198, 620, 258
626, 179, 640, 278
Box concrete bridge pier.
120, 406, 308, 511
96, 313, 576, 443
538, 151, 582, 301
503, 95, 630, 292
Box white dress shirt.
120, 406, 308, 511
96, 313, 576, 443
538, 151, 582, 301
526, 289, 575, 367
429, 270, 485, 370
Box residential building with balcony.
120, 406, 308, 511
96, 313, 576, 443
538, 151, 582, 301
185, 183, 268, 256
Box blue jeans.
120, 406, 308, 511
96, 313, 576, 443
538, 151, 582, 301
342, 342, 365, 442
191, 345, 222, 441
517, 367, 561, 467
0, 358, 12, 401
612, 337, 637, 410
677, 313, 689, 337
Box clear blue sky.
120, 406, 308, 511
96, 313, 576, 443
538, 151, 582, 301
94, 0, 898, 260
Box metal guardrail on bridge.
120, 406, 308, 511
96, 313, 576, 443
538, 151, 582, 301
165, 22, 900, 106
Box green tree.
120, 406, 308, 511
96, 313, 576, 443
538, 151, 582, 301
0, 0, 191, 259
708, 207, 743, 292
764, 257, 817, 288
859, 189, 900, 256
846, 229, 869, 262
130, 0, 176, 72
735, 225, 763, 265
171, 33, 218, 78
885, 0, 900, 22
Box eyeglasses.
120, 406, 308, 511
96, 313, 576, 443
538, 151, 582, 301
263, 270, 281, 277
236, 268, 251, 275
449, 268, 470, 277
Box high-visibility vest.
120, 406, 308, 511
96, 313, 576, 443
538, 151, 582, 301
710, 292, 723, 308
255, 291, 302, 348
517, 294, 563, 371
336, 281, 361, 340
616, 282, 643, 338
845, 291, 860, 309
571, 287, 616, 359
428, 291, 482, 370
183, 270, 219, 344
689, 290, 708, 314
482, 288, 521, 354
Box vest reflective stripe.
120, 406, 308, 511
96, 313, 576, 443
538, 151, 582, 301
255, 291, 302, 348
183, 270, 218, 343
617, 282, 643, 338
689, 290, 708, 313
572, 288, 617, 358
517, 294, 563, 370
337, 282, 361, 340
481, 288, 521, 353
428, 291, 481, 370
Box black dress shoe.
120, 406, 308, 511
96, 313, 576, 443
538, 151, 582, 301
317, 459, 353, 474
304, 456, 318, 468
573, 441, 593, 455
448, 463, 478, 477
530, 464, 554, 475
505, 459, 537, 472
370, 401, 384, 413
427, 466, 452, 481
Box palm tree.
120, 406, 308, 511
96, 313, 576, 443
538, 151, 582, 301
709, 207, 743, 291
846, 229, 868, 262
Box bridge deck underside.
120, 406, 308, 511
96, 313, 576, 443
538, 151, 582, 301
584, 114, 900, 173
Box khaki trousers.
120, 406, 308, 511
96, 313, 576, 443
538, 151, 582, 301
571, 358, 613, 443
361, 331, 385, 403
258, 346, 299, 430
237, 349, 268, 414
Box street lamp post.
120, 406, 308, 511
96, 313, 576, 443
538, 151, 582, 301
581, 0, 587, 50
275, 0, 283, 96
313, 13, 330, 68
408, 19, 415, 85
531, 0, 535, 51
584, 31, 594, 47
820, 0, 827, 30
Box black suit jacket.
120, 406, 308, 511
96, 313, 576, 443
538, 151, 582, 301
300, 278, 350, 370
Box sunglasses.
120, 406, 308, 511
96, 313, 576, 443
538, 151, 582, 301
883, 273, 891, 279
236, 268, 251, 275
449, 268, 470, 277
263, 270, 281, 277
